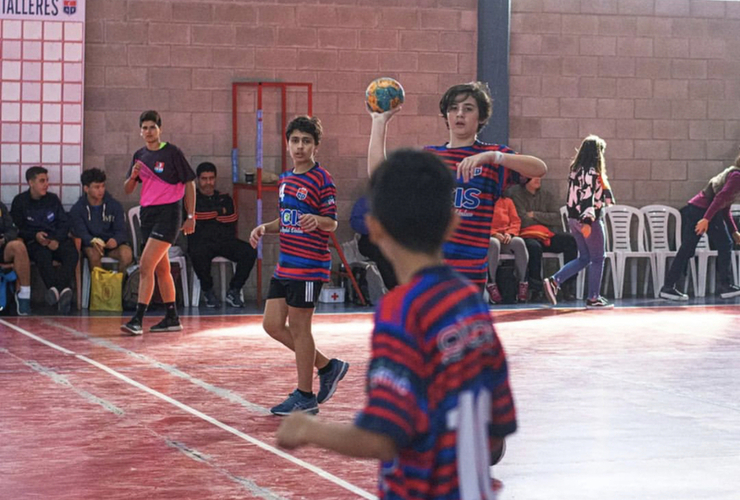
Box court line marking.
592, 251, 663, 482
0, 319, 377, 500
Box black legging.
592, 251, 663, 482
26, 239, 78, 290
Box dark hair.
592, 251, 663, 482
26, 166, 48, 182
570, 135, 607, 176
285, 115, 322, 146
369, 149, 454, 255
197, 162, 217, 177
139, 110, 162, 128
439, 81, 493, 133
80, 168, 106, 187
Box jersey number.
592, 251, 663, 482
446, 389, 495, 500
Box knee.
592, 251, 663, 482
6, 239, 27, 256
263, 317, 284, 337
119, 246, 134, 266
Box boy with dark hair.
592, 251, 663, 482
278, 149, 517, 499
70, 168, 133, 272
368, 81, 547, 290
250, 115, 348, 415
189, 161, 256, 308
0, 200, 31, 315
11, 166, 78, 314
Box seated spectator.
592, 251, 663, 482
506, 176, 578, 301
349, 196, 397, 290
189, 162, 256, 307
487, 196, 529, 304
70, 168, 133, 273
0, 200, 31, 315
11, 166, 78, 314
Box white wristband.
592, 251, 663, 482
492, 151, 504, 165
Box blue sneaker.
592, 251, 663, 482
317, 359, 349, 404
15, 292, 30, 316
270, 389, 319, 416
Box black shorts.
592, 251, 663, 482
140, 202, 182, 245
267, 278, 323, 309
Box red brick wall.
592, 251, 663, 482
509, 0, 740, 206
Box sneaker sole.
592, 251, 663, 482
719, 290, 740, 299
225, 298, 244, 308
659, 291, 688, 301
150, 325, 183, 333
586, 304, 614, 309
45, 288, 59, 306
58, 292, 73, 315
270, 406, 319, 416
120, 325, 143, 336
317, 362, 349, 404
543, 280, 557, 305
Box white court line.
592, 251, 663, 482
0, 319, 377, 500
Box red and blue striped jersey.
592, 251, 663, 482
425, 142, 518, 286
355, 265, 517, 500
274, 163, 337, 282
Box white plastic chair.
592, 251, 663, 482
731, 204, 740, 286
128, 206, 190, 307
604, 205, 655, 299
191, 257, 238, 307
640, 205, 681, 298
688, 233, 717, 298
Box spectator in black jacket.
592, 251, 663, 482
0, 200, 31, 315
189, 162, 256, 308
11, 166, 78, 314
70, 168, 133, 273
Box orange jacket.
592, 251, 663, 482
491, 197, 521, 236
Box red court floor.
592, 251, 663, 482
1, 305, 739, 499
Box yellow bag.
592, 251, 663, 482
90, 266, 123, 312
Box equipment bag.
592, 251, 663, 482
0, 269, 18, 314
495, 261, 518, 305
90, 266, 123, 312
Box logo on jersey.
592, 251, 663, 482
368, 366, 411, 396
46, 211, 55, 222
280, 209, 304, 233
326, 196, 335, 206
453, 187, 482, 211
154, 162, 164, 173
438, 320, 495, 364
474, 166, 483, 177
296, 187, 308, 201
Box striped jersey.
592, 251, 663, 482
355, 265, 517, 500
425, 142, 517, 286
128, 143, 196, 207
274, 163, 337, 282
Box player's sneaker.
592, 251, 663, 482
270, 389, 319, 416
486, 283, 502, 305
15, 292, 30, 316
517, 282, 529, 303
718, 284, 740, 299
203, 289, 221, 308
45, 286, 59, 306
317, 359, 349, 404
58, 287, 73, 315
585, 296, 614, 309
150, 316, 183, 332
121, 317, 143, 336
225, 289, 244, 308
543, 277, 559, 305
659, 286, 688, 301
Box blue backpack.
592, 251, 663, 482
0, 269, 17, 313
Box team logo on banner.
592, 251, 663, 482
63, 0, 77, 15
154, 162, 164, 173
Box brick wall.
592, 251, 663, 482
509, 0, 740, 206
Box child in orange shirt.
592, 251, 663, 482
487, 196, 529, 303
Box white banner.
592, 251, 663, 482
1, 0, 85, 22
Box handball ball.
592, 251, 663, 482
366, 77, 405, 113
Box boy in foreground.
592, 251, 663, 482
278, 150, 516, 499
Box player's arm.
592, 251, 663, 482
367, 107, 402, 176
249, 218, 279, 248
124, 159, 144, 194
181, 180, 196, 235
299, 214, 337, 233
458, 151, 547, 183
277, 414, 397, 461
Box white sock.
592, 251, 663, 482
18, 286, 31, 299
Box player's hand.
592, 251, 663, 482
581, 224, 592, 239
35, 231, 49, 246
249, 225, 265, 248
457, 151, 504, 183
493, 233, 505, 242
502, 233, 512, 245
695, 218, 709, 235
368, 104, 402, 124
47, 239, 59, 251
299, 214, 319, 232
181, 218, 195, 235
105, 238, 117, 249
91, 237, 105, 255
733, 231, 740, 245
131, 160, 144, 180
276, 412, 313, 450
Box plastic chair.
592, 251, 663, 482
731, 204, 740, 286
604, 205, 655, 299
191, 257, 238, 307
640, 205, 681, 298
128, 206, 190, 307
687, 233, 717, 298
